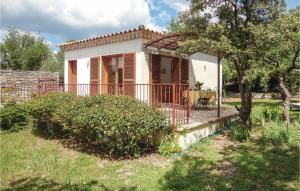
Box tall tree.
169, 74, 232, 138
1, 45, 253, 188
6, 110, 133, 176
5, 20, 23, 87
0, 28, 49, 70
41, 49, 64, 82
171, 0, 285, 129
252, 7, 300, 124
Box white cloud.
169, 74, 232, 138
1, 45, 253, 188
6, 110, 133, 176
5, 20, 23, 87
161, 0, 188, 11
158, 10, 172, 21
1, 0, 160, 40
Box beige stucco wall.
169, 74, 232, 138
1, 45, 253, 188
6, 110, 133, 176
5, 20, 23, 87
189, 53, 222, 91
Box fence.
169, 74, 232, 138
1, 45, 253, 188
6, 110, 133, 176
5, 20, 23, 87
38, 82, 190, 126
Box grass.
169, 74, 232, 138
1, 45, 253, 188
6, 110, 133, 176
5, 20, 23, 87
0, 129, 171, 191
1, 99, 299, 190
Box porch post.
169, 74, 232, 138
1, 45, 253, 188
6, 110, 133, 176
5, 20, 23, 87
217, 53, 221, 118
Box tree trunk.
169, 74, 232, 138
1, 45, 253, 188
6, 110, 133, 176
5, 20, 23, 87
277, 75, 291, 125
238, 81, 252, 129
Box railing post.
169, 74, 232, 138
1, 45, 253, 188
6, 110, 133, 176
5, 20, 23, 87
172, 83, 176, 132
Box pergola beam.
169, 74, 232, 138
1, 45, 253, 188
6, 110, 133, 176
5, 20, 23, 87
144, 33, 180, 48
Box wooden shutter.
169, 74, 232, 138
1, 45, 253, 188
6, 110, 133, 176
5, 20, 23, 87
171, 57, 179, 83
68, 60, 77, 94
181, 59, 189, 84
123, 53, 135, 97
151, 54, 161, 104
171, 58, 180, 104
101, 57, 111, 94
90, 57, 100, 95
152, 54, 161, 84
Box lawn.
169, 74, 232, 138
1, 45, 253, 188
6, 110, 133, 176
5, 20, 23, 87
1, 100, 299, 191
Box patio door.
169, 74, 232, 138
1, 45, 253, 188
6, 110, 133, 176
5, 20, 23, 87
68, 60, 77, 94
102, 54, 134, 96
90, 57, 100, 95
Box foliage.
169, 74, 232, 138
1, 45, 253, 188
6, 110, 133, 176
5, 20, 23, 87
1, 99, 299, 190
261, 122, 300, 147
158, 134, 181, 156
0, 28, 50, 70
71, 95, 168, 157
251, 106, 282, 125
251, 7, 300, 124
194, 81, 203, 90
41, 50, 64, 82
252, 7, 300, 93
228, 121, 250, 141
26, 93, 77, 138
26, 93, 168, 157
0, 101, 29, 132
171, 0, 286, 129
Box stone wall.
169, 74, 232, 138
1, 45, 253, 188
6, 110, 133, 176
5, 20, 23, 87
0, 70, 59, 105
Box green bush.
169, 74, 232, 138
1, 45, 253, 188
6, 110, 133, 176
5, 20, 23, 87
26, 92, 77, 138
72, 95, 168, 157
27, 93, 168, 157
158, 134, 181, 156
0, 101, 29, 132
261, 121, 300, 147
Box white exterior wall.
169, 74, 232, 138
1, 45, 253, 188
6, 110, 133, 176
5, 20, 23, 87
189, 53, 222, 91
64, 39, 221, 98
64, 39, 151, 97
135, 51, 150, 102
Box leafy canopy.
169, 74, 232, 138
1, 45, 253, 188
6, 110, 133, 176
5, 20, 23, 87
0, 28, 50, 70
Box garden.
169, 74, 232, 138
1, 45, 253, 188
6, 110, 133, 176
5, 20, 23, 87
0, 93, 299, 190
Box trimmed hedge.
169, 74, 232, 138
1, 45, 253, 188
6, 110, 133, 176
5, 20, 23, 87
27, 93, 168, 157
0, 101, 29, 132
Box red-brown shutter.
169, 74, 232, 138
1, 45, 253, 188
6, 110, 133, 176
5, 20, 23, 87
171, 58, 180, 104
123, 53, 135, 97
152, 54, 160, 84
90, 57, 100, 95
151, 54, 161, 104
68, 60, 77, 94
181, 59, 189, 84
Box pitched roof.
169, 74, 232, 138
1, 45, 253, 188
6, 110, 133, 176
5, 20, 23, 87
59, 25, 164, 51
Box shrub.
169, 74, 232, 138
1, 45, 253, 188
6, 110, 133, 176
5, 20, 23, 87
27, 93, 168, 157
26, 92, 77, 138
0, 101, 29, 132
72, 95, 168, 157
158, 134, 181, 156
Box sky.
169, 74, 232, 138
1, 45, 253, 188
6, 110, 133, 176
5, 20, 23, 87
0, 0, 299, 52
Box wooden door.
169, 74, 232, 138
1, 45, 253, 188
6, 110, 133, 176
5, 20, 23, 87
123, 53, 135, 97
68, 60, 77, 94
90, 57, 100, 95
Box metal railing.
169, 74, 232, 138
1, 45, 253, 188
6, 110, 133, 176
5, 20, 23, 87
37, 82, 190, 126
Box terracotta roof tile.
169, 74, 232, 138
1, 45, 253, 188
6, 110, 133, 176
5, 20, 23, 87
59, 25, 165, 51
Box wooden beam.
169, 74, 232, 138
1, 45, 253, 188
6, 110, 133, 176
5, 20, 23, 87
144, 33, 180, 48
